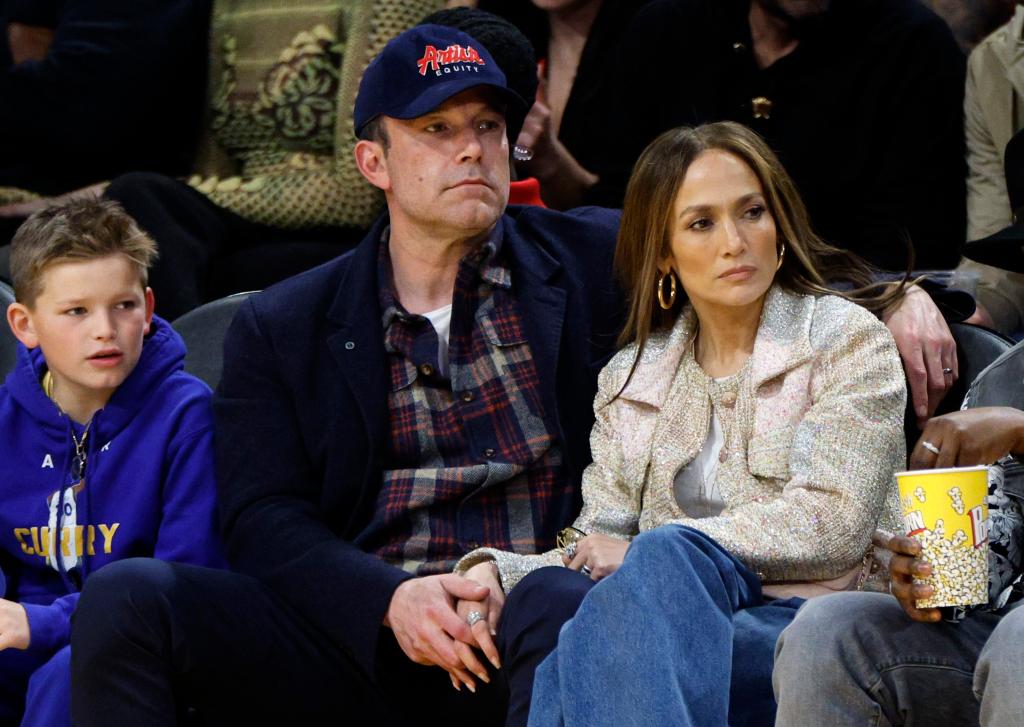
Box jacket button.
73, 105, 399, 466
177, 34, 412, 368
721, 391, 737, 408
419, 363, 434, 377
461, 391, 474, 403
344, 341, 355, 350
484, 448, 495, 458
719, 449, 729, 464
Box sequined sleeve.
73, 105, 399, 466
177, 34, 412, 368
455, 350, 645, 591
674, 301, 907, 583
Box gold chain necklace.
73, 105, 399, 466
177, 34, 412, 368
41, 371, 92, 479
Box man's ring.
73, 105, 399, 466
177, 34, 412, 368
565, 542, 577, 560
580, 564, 593, 576
922, 441, 941, 456
942, 367, 954, 376
467, 610, 485, 627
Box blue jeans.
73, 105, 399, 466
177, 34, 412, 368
773, 591, 1018, 726
527, 526, 803, 727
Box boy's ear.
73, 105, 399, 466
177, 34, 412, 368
6, 302, 39, 349
354, 139, 391, 192
143, 287, 155, 334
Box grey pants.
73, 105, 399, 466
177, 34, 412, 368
772, 592, 1023, 726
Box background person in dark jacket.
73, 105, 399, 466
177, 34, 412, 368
0, 0, 208, 200
590, 0, 967, 273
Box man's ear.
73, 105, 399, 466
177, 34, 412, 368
7, 302, 39, 349
143, 287, 155, 334
354, 139, 391, 192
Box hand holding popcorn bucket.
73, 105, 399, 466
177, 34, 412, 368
895, 465, 991, 609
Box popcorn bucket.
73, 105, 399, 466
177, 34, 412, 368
895, 465, 990, 608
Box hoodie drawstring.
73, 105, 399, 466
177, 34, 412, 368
52, 415, 96, 592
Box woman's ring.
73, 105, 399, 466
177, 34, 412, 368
921, 441, 941, 456
467, 610, 485, 627
580, 564, 593, 577
565, 542, 577, 560
942, 367, 954, 376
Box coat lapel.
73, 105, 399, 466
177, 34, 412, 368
632, 286, 816, 504
504, 216, 568, 430
326, 219, 390, 450
749, 286, 814, 389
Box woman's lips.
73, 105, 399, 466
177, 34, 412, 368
719, 265, 757, 280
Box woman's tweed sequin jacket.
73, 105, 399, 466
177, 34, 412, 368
457, 286, 907, 600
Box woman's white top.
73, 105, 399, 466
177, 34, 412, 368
673, 404, 726, 518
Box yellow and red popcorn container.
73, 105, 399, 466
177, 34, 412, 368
895, 465, 990, 608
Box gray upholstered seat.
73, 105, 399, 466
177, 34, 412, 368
965, 339, 1024, 410
171, 291, 256, 390
936, 323, 1015, 416
0, 282, 17, 380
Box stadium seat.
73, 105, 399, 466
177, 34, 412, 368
941, 323, 1016, 415
171, 291, 256, 390
962, 337, 1024, 499
0, 282, 17, 380
965, 339, 1024, 410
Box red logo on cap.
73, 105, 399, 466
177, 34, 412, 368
416, 44, 486, 76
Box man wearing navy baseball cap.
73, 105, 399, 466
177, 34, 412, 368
69, 23, 623, 726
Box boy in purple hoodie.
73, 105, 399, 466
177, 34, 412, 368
0, 199, 224, 726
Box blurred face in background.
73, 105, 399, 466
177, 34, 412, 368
756, 0, 831, 22
530, 0, 601, 13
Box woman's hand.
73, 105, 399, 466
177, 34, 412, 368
563, 534, 629, 581
451, 561, 505, 692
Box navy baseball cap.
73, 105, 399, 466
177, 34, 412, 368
353, 24, 526, 137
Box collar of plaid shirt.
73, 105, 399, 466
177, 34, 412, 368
369, 223, 566, 574
378, 225, 511, 378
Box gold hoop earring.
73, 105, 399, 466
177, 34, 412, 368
657, 271, 677, 310
776, 243, 786, 271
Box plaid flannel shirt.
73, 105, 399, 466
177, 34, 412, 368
364, 228, 565, 575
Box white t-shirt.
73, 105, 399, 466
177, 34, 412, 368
672, 409, 726, 518
422, 303, 453, 377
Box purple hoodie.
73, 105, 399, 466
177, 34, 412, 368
0, 316, 224, 655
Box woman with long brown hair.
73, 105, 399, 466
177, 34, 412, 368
456, 121, 908, 725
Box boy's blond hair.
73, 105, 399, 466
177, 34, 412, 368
10, 199, 158, 307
